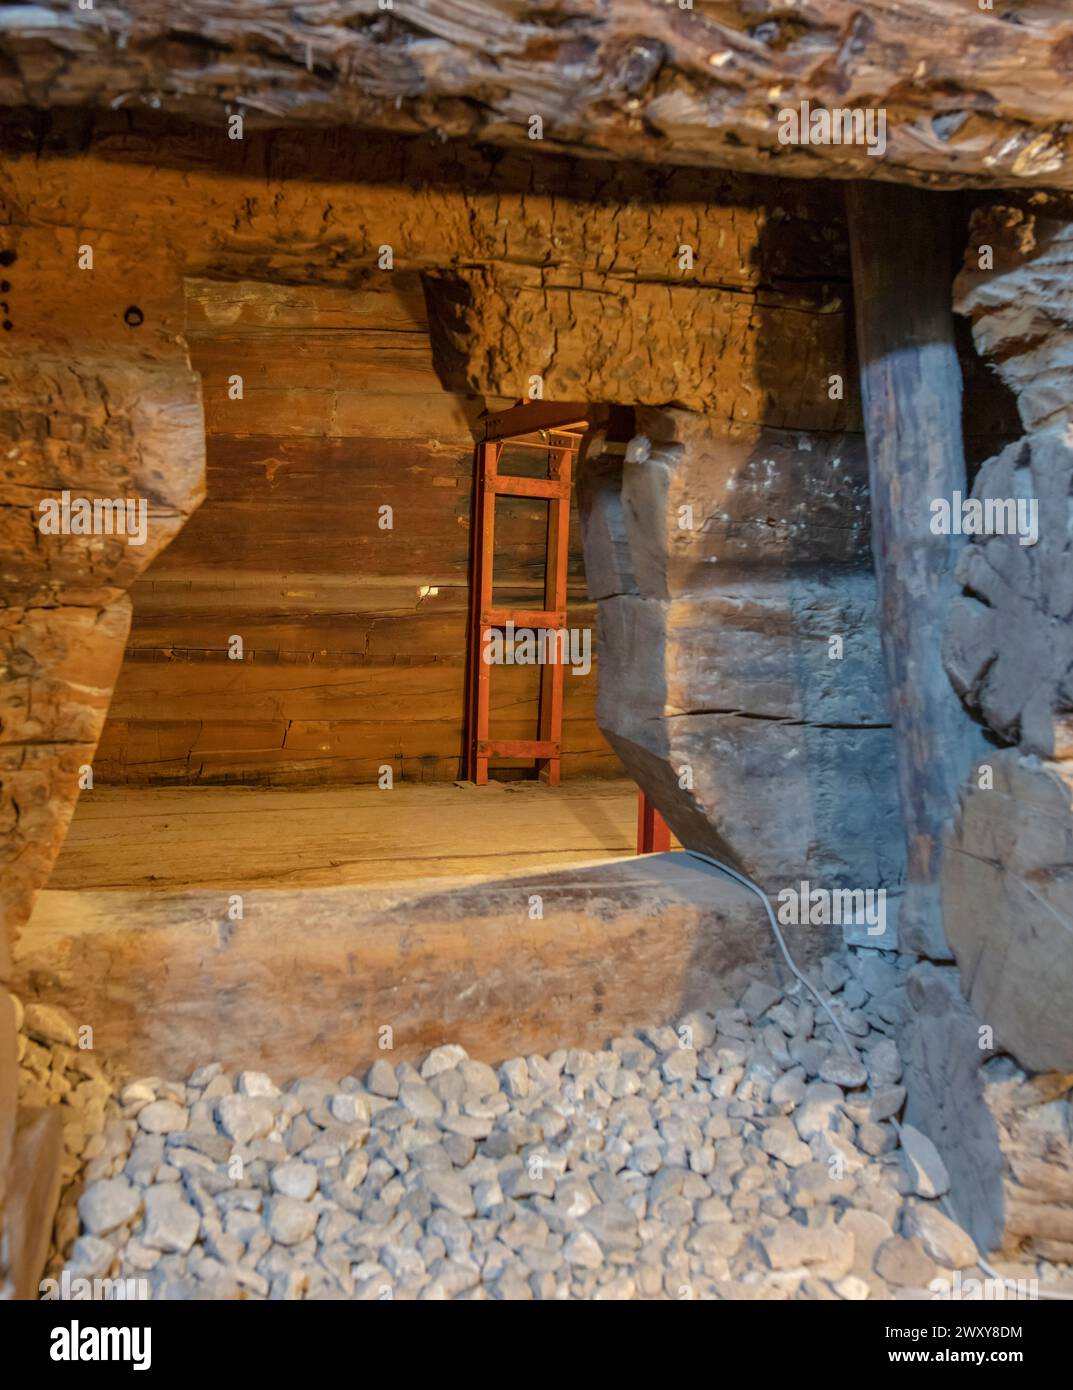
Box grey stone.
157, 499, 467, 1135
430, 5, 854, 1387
67, 1234, 115, 1279
329, 1092, 369, 1126
582, 1202, 639, 1253
866, 1038, 903, 1086
564, 1230, 604, 1269
899, 1123, 950, 1198
142, 1187, 200, 1254
758, 1219, 855, 1278
421, 1044, 468, 1079
499, 1058, 530, 1099
79, 1177, 143, 1236
904, 1203, 978, 1269
422, 1170, 477, 1217
459, 1059, 500, 1098
739, 982, 781, 1021
661, 1049, 698, 1085
216, 1095, 275, 1146
758, 1119, 812, 1168
771, 1071, 807, 1111
819, 1052, 868, 1089
137, 1100, 188, 1136
399, 1080, 443, 1122
267, 1196, 319, 1246
869, 1085, 906, 1123
367, 1059, 399, 1098
874, 1235, 938, 1288
793, 1082, 845, 1140
271, 1159, 318, 1201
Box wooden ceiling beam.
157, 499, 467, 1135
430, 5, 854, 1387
2, 2, 1073, 189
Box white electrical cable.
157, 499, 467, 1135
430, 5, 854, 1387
684, 849, 856, 1058
682, 846, 1073, 1300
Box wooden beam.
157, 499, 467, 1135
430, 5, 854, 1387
637, 791, 672, 855
3, 3, 1073, 190
2, 1108, 63, 1300
14, 857, 837, 1080
478, 402, 588, 442
846, 182, 984, 959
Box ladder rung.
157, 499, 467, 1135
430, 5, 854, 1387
484, 607, 565, 629
489, 475, 569, 500
479, 739, 560, 757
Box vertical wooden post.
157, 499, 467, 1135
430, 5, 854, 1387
537, 443, 571, 785
464, 439, 498, 785
637, 791, 671, 854
846, 183, 982, 959
474, 442, 498, 785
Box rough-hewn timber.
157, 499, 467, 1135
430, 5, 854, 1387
577, 405, 905, 939
2, 2, 1073, 189
846, 182, 985, 961
13, 855, 833, 1081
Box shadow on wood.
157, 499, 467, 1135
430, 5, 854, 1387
14, 856, 837, 1082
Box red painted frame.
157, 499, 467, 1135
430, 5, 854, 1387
464, 402, 587, 786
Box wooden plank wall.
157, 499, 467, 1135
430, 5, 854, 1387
93, 277, 619, 785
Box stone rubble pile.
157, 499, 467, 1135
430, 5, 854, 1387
13, 993, 122, 1267
13, 948, 1054, 1299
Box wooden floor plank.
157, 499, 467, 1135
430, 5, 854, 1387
44, 778, 651, 891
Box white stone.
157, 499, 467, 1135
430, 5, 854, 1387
899, 1123, 950, 1198
137, 1100, 188, 1135
421, 1044, 468, 1079
329, 1092, 369, 1126
238, 1070, 279, 1098
216, 1094, 275, 1146
793, 1082, 844, 1140
564, 1230, 604, 1269
366, 1059, 399, 1098
905, 1201, 977, 1267
499, 1057, 529, 1099
120, 1079, 159, 1108
267, 1196, 318, 1246
271, 1160, 319, 1201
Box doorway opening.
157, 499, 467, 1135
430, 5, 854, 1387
39, 277, 638, 901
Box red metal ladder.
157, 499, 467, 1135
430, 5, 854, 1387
464, 402, 587, 786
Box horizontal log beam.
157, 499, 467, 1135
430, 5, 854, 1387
478, 402, 589, 442
2, 3, 1073, 189
13, 857, 831, 1079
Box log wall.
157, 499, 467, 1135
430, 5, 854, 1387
93, 278, 617, 785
